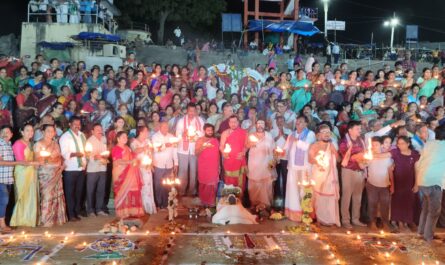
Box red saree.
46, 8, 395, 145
111, 145, 144, 218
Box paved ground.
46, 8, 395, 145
1, 198, 444, 265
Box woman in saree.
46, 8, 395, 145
86, 67, 103, 90
14, 66, 30, 90
111, 131, 144, 219
107, 116, 126, 148
50, 102, 69, 131
58, 85, 74, 108
15, 84, 38, 129
155, 84, 173, 110
49, 69, 73, 96
36, 84, 57, 118
34, 124, 67, 227
91, 100, 114, 133
28, 71, 44, 96
10, 124, 40, 227
130, 126, 157, 214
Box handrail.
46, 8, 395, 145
299, 7, 318, 19
27, 1, 99, 23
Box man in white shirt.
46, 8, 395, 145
59, 116, 87, 222
271, 116, 291, 208
85, 124, 108, 217
175, 103, 204, 196
269, 100, 296, 131
364, 119, 405, 146
152, 122, 179, 208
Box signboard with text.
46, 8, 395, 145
326, 20, 346, 31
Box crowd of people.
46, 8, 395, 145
0, 50, 444, 243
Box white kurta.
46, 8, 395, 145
283, 130, 316, 221
247, 132, 276, 207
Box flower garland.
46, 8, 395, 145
301, 186, 314, 231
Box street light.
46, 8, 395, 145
322, 0, 329, 38
384, 14, 399, 53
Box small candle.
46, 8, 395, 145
249, 134, 259, 144
100, 150, 110, 157
380, 230, 385, 235
141, 155, 152, 166
314, 233, 319, 240
346, 231, 351, 235
175, 178, 180, 185
384, 252, 390, 258
151, 74, 156, 78
40, 149, 51, 158
223, 144, 231, 154
304, 84, 309, 88
145, 231, 150, 235
85, 142, 93, 153
275, 146, 284, 153
83, 241, 87, 246
153, 142, 162, 149
420, 104, 425, 109
175, 75, 180, 78
169, 137, 180, 144
356, 235, 361, 240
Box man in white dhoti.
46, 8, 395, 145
175, 103, 204, 196
247, 120, 276, 208
308, 124, 340, 227
281, 115, 316, 221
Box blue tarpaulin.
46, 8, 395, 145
247, 20, 320, 36
76, 32, 121, 42
38, 42, 75, 50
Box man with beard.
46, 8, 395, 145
220, 115, 247, 191
195, 124, 220, 207
308, 124, 340, 227
246, 120, 276, 208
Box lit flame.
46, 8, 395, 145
315, 150, 329, 168
249, 134, 259, 143
141, 155, 152, 166
169, 137, 180, 144
100, 150, 110, 157
85, 142, 93, 153
223, 144, 231, 154
363, 138, 373, 160
187, 126, 197, 137
40, 149, 51, 158
275, 146, 284, 153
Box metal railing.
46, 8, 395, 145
300, 7, 318, 19
28, 1, 99, 23
27, 1, 118, 33
128, 21, 150, 32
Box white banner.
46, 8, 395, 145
326, 20, 346, 31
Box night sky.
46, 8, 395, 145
1, 0, 444, 46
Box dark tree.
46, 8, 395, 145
115, 0, 226, 44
